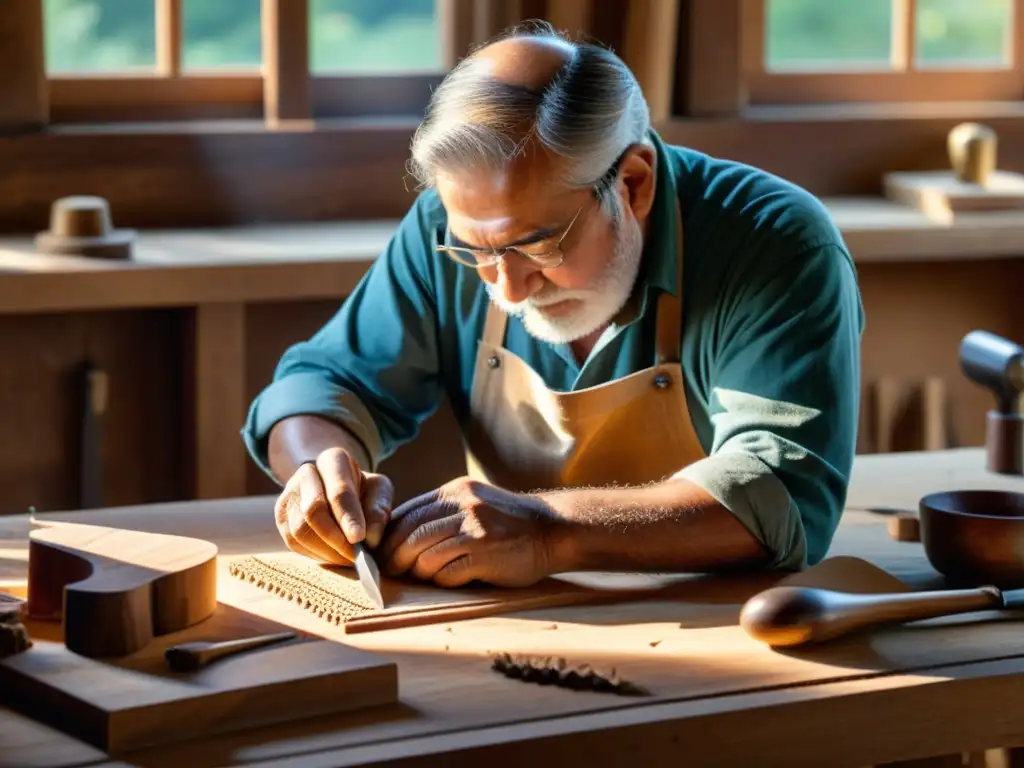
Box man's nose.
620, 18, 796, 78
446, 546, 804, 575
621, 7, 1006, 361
495, 256, 542, 304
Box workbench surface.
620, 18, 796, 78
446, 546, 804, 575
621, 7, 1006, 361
3, 448, 1024, 767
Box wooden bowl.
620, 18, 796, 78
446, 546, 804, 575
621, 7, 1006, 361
920, 490, 1024, 587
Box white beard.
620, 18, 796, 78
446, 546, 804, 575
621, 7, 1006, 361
485, 212, 644, 345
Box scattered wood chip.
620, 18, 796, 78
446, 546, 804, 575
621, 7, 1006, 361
490, 653, 649, 697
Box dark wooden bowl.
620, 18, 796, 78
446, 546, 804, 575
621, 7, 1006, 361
920, 490, 1024, 587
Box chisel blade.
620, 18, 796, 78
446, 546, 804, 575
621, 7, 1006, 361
352, 542, 385, 610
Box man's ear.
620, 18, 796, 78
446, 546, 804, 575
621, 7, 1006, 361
620, 144, 657, 222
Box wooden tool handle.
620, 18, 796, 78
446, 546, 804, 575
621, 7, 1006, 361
164, 631, 296, 672
739, 585, 1002, 647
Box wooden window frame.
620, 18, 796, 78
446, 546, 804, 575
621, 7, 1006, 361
743, 0, 1024, 105
45, 0, 449, 124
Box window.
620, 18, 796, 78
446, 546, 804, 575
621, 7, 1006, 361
310, 0, 441, 73
41, 0, 445, 123
743, 0, 1023, 104
307, 0, 445, 118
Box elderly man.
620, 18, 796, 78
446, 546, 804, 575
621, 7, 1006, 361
242, 24, 864, 588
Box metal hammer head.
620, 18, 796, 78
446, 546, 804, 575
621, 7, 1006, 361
959, 331, 1024, 413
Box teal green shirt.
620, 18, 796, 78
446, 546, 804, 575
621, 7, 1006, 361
242, 132, 864, 571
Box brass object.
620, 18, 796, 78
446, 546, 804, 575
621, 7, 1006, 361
947, 122, 997, 185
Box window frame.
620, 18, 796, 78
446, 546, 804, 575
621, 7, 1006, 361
44, 0, 448, 124
742, 0, 1024, 105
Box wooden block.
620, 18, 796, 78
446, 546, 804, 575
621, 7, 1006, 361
887, 514, 921, 543
2, 521, 399, 754
884, 170, 1024, 224
0, 631, 397, 754
26, 520, 218, 658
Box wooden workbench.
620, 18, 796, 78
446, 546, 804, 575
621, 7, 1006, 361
3, 447, 1024, 767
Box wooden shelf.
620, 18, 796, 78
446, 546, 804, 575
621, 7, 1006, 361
0, 197, 1021, 314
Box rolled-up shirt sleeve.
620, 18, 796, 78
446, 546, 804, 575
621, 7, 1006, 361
674, 243, 864, 570
242, 193, 445, 481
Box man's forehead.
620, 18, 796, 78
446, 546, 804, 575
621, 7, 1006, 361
436, 162, 573, 234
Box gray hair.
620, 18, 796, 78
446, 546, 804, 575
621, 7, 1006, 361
407, 22, 651, 213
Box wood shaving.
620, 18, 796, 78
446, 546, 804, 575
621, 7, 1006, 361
491, 653, 649, 697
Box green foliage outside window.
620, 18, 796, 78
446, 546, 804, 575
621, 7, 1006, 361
41, 0, 1013, 76
43, 0, 440, 73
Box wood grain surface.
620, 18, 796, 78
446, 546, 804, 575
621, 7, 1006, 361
0, 609, 398, 754
3, 449, 1024, 766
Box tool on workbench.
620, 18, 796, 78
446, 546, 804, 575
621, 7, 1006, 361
740, 580, 1017, 649
164, 631, 297, 672
353, 541, 385, 610
959, 330, 1023, 476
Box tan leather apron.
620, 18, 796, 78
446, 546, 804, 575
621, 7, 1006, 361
463, 203, 706, 492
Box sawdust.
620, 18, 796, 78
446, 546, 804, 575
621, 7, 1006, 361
228, 554, 380, 625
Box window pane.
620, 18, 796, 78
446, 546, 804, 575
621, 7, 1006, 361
916, 0, 1011, 68
310, 0, 441, 73
765, 0, 894, 72
44, 0, 156, 73
183, 0, 262, 69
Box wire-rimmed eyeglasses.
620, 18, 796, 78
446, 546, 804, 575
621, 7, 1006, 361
435, 203, 586, 270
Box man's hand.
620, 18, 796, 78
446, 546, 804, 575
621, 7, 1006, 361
274, 447, 394, 566
378, 477, 563, 588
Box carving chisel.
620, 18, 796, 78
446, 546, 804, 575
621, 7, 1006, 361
353, 541, 385, 610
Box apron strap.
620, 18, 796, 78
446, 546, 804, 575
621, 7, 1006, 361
481, 299, 509, 347
654, 200, 685, 365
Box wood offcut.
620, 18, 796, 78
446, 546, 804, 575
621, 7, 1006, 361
27, 519, 217, 657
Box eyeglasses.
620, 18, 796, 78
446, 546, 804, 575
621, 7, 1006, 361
436, 204, 586, 270
434, 145, 633, 270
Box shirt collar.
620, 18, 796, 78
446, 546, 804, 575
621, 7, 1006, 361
625, 129, 680, 325
645, 130, 680, 292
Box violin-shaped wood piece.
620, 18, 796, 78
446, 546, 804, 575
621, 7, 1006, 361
739, 584, 1007, 647
164, 631, 297, 672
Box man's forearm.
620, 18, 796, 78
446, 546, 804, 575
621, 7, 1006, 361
267, 414, 372, 485
538, 478, 770, 574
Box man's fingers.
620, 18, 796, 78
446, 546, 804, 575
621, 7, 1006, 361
382, 510, 463, 576
432, 555, 487, 588
361, 473, 394, 549
273, 493, 316, 559
297, 468, 354, 562
286, 492, 351, 566
317, 449, 366, 544
409, 533, 474, 581
389, 488, 440, 523
275, 487, 343, 564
